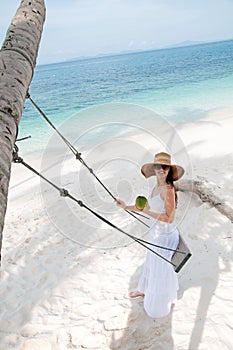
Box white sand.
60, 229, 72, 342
0, 108, 233, 350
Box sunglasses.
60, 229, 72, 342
154, 164, 170, 171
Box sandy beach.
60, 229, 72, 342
0, 107, 233, 350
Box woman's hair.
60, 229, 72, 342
166, 167, 178, 206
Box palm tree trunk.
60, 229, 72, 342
176, 178, 233, 222
0, 0, 46, 262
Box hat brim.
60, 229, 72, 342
141, 163, 184, 181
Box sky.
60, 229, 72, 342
1, 0, 233, 64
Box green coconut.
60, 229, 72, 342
135, 196, 148, 210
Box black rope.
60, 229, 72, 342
12, 146, 186, 266
26, 92, 150, 228
16, 135, 31, 142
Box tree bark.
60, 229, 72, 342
176, 178, 233, 222
0, 0, 46, 261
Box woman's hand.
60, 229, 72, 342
115, 199, 150, 212
142, 203, 150, 213
115, 198, 127, 209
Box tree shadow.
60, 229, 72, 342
177, 150, 233, 349
177, 191, 232, 350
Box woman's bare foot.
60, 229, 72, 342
129, 291, 145, 298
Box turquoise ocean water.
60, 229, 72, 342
19, 39, 233, 154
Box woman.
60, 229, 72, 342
116, 152, 184, 318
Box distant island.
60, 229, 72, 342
76, 40, 207, 60
41, 38, 233, 66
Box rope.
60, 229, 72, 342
26, 92, 150, 228
12, 145, 186, 266
16, 135, 31, 142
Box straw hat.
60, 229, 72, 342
141, 152, 184, 181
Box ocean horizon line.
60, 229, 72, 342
37, 37, 233, 68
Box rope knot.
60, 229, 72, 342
12, 145, 23, 163
75, 152, 82, 160
60, 188, 69, 197
13, 155, 23, 164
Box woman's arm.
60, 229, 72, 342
143, 187, 176, 223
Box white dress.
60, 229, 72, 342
137, 193, 179, 318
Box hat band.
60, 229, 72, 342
154, 159, 171, 165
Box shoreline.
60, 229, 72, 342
17, 102, 233, 157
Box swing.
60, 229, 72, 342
172, 235, 192, 273
13, 94, 192, 272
